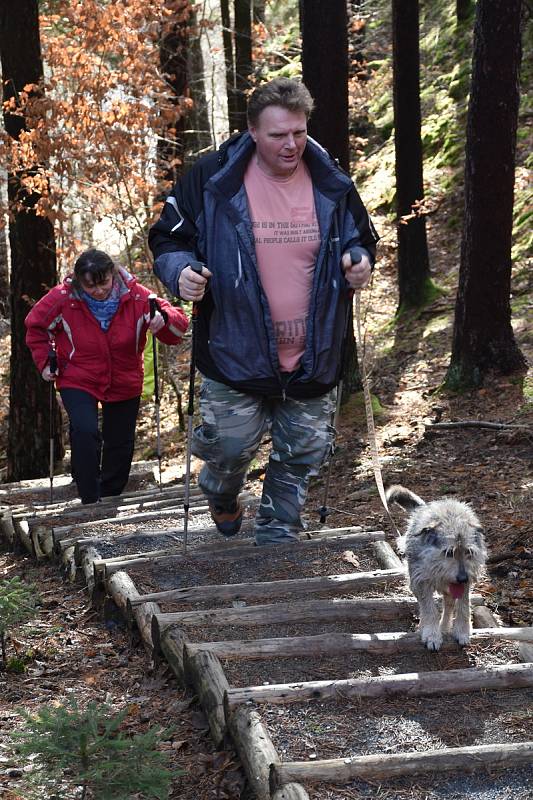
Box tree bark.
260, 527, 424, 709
220, 0, 237, 134
301, 1, 362, 396
0, 179, 9, 317
271, 742, 533, 787
301, 0, 349, 171
0, 0, 64, 481
156, 0, 191, 197
233, 0, 252, 132
446, 0, 526, 390
392, 0, 432, 313
456, 0, 474, 22
129, 565, 404, 607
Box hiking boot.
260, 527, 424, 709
209, 498, 243, 537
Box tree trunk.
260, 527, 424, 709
156, 0, 191, 197
185, 5, 214, 164
446, 0, 526, 390
301, 0, 349, 171
300, 0, 360, 399
456, 0, 474, 22
221, 0, 236, 134
391, 0, 432, 313
233, 0, 252, 132
253, 2, 265, 25
0, 182, 9, 319
0, 0, 64, 481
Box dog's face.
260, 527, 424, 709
404, 499, 487, 597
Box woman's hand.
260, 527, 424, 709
148, 311, 166, 334
41, 365, 57, 381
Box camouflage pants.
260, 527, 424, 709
192, 377, 337, 545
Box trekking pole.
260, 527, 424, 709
183, 261, 206, 554
148, 295, 163, 490
318, 248, 363, 524
48, 344, 58, 504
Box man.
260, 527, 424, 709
149, 77, 378, 546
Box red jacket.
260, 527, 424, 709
25, 268, 188, 402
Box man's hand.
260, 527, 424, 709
341, 251, 371, 290
41, 365, 57, 382
179, 264, 212, 302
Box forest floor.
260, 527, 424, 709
0, 206, 532, 799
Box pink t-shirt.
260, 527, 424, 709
244, 157, 321, 371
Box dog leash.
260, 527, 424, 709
353, 289, 401, 539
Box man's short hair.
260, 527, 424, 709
247, 78, 314, 126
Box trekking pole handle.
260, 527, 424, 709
48, 346, 58, 376
188, 260, 205, 276
148, 293, 158, 319
350, 247, 363, 265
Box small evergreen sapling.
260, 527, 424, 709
13, 698, 181, 799
0, 576, 39, 669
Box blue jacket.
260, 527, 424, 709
149, 132, 379, 398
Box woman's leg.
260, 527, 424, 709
100, 396, 141, 497
255, 389, 336, 546
59, 388, 100, 504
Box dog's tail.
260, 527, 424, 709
386, 484, 425, 511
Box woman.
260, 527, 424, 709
25, 248, 188, 504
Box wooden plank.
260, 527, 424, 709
52, 503, 212, 535
186, 627, 533, 661
129, 567, 405, 608
183, 648, 230, 747
101, 531, 387, 576
0, 513, 16, 546
227, 705, 282, 800
153, 597, 424, 629
226, 662, 533, 707
25, 492, 209, 528
13, 485, 206, 520
105, 571, 159, 652
12, 517, 35, 556
372, 539, 403, 569
270, 741, 533, 787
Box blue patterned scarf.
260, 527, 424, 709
82, 280, 121, 331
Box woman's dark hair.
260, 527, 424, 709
247, 78, 314, 126
73, 248, 118, 287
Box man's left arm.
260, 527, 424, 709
340, 185, 380, 290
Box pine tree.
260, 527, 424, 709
13, 698, 181, 799
0, 576, 38, 668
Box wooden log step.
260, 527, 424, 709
21, 490, 208, 526
153, 595, 473, 630
105, 570, 160, 652
269, 741, 533, 788
226, 661, 533, 707
0, 461, 157, 501
129, 566, 405, 609
99, 531, 387, 577
12, 483, 205, 517
72, 524, 257, 567
12, 517, 34, 556
372, 540, 403, 569
0, 512, 16, 546
52, 503, 211, 536
185, 627, 533, 662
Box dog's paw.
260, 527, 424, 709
452, 624, 471, 647
421, 627, 442, 651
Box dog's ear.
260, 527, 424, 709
418, 527, 442, 547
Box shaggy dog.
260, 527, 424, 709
386, 485, 487, 651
